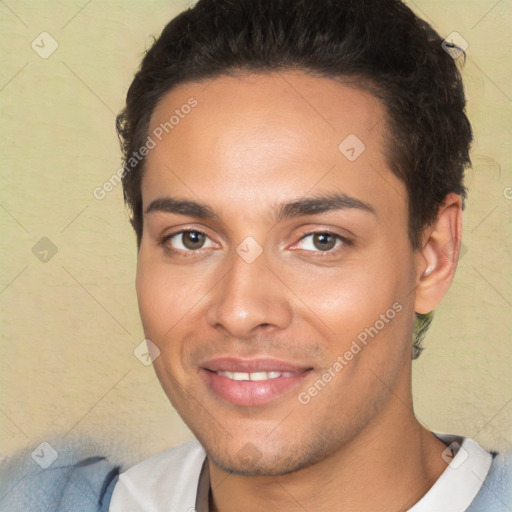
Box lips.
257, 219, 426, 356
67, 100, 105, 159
200, 357, 312, 406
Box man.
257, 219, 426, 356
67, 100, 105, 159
106, 0, 511, 510
1, 0, 509, 511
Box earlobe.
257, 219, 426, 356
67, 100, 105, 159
414, 193, 463, 314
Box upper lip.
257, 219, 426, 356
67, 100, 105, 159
201, 357, 311, 373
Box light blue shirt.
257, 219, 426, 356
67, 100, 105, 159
1, 436, 510, 511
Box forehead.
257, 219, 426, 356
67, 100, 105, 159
150, 71, 384, 133
143, 71, 406, 223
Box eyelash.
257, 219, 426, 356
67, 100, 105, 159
294, 230, 352, 255
158, 229, 352, 257
159, 229, 212, 257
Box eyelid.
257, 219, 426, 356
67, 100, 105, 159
159, 227, 217, 253
290, 229, 352, 253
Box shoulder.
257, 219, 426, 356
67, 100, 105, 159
0, 442, 120, 512
109, 439, 206, 512
467, 451, 512, 511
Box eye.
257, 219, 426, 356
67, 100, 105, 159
160, 229, 215, 253
295, 231, 349, 253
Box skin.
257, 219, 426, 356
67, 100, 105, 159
136, 71, 462, 511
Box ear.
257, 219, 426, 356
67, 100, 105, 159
414, 193, 463, 315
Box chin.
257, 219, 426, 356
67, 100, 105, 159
201, 435, 332, 477
209, 451, 309, 477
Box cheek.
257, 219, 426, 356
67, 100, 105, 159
283, 249, 415, 373
135, 258, 192, 395
135, 249, 219, 376
136, 256, 166, 335
289, 259, 409, 338
136, 251, 200, 336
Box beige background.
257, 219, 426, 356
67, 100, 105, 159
0, 0, 510, 468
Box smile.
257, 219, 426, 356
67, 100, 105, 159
199, 357, 312, 407
216, 371, 296, 381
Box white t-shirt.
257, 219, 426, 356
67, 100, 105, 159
109, 433, 492, 512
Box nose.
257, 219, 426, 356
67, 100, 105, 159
205, 248, 293, 338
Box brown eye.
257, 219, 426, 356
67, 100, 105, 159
311, 233, 338, 251
181, 231, 206, 250
296, 232, 345, 252
178, 231, 206, 250
163, 230, 212, 253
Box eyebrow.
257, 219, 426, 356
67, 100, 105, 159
145, 192, 376, 221
145, 197, 215, 218
273, 192, 375, 222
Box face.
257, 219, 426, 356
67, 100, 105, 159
136, 72, 419, 476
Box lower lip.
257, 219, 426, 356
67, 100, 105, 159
200, 369, 310, 406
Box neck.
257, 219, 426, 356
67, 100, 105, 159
208, 371, 448, 512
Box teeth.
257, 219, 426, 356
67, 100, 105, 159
217, 371, 294, 381
249, 372, 270, 381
